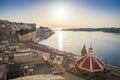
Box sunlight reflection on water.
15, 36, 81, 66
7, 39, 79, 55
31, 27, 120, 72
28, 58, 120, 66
58, 30, 63, 50
40, 31, 120, 66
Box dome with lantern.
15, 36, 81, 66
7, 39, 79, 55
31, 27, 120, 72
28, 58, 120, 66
75, 45, 104, 72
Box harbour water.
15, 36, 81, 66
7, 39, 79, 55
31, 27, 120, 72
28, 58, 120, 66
40, 31, 120, 66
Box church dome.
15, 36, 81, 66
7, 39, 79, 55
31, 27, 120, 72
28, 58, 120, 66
76, 46, 104, 72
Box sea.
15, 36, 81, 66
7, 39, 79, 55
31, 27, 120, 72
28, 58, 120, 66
39, 30, 120, 66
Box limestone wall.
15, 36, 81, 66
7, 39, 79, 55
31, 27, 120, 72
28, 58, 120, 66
18, 31, 36, 41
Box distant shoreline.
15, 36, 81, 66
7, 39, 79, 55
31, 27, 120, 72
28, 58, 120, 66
54, 28, 120, 34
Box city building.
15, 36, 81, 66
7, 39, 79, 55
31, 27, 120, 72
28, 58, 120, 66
0, 20, 20, 42
3, 51, 14, 64
14, 48, 33, 63
0, 20, 36, 42
8, 43, 20, 51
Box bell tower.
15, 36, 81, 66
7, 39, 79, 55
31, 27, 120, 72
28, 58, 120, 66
88, 43, 94, 56
81, 44, 87, 57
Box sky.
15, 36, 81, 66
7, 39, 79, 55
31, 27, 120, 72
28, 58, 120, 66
0, 0, 120, 28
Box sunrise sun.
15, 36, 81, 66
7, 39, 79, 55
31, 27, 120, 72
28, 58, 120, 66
52, 6, 69, 21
